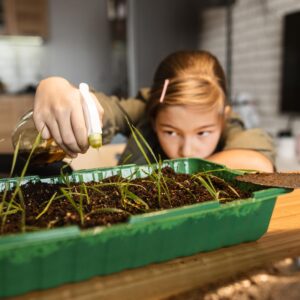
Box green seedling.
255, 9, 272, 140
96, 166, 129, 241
36, 192, 59, 220
1, 131, 42, 233
193, 173, 220, 200
60, 187, 86, 226
84, 177, 149, 211
60, 163, 72, 187
192, 171, 241, 202
164, 177, 197, 201
119, 183, 149, 212
79, 183, 90, 204
9, 134, 21, 177
0, 201, 22, 217
197, 171, 241, 198
119, 153, 133, 165
126, 120, 171, 208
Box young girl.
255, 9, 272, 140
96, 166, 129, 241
16, 50, 275, 172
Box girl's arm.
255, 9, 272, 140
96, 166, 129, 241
33, 77, 147, 157
207, 149, 274, 172
215, 112, 276, 172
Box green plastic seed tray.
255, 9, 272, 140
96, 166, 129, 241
0, 158, 290, 297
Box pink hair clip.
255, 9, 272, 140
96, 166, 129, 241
159, 79, 169, 103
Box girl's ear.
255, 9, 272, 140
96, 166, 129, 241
224, 105, 231, 119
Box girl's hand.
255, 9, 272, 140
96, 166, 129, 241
33, 77, 104, 158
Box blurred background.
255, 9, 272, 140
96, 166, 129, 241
0, 0, 300, 172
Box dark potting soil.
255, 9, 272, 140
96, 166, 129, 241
0, 167, 250, 235
236, 172, 300, 189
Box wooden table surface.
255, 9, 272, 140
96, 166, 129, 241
9, 189, 300, 300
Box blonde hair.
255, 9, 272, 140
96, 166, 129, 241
147, 50, 227, 119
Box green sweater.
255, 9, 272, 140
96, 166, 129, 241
95, 89, 276, 166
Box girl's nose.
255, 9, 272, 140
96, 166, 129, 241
179, 137, 194, 157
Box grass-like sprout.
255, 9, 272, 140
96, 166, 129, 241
197, 171, 242, 196
164, 177, 197, 201
0, 201, 23, 217
192, 172, 241, 202
193, 173, 221, 200
83, 178, 149, 212
35, 182, 90, 223
81, 183, 90, 205
119, 153, 133, 165
80, 172, 149, 210
126, 120, 171, 208
60, 163, 72, 187
36, 192, 59, 220
156, 157, 172, 206
1, 131, 43, 233
9, 134, 21, 177
127, 123, 156, 166
208, 174, 241, 198
60, 187, 87, 226
119, 183, 149, 212
35, 179, 149, 226
57, 163, 91, 224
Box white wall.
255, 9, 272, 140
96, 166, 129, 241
43, 0, 113, 92
0, 0, 113, 93
199, 0, 300, 135
127, 0, 199, 96
0, 37, 44, 92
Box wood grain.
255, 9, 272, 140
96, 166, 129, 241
3, 0, 48, 37
7, 190, 300, 300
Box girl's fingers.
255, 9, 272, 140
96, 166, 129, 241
56, 109, 82, 155
47, 120, 74, 157
32, 78, 103, 156
36, 115, 78, 158
34, 119, 51, 140
40, 125, 50, 140
33, 109, 49, 139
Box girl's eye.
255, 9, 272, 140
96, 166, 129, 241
198, 131, 211, 137
164, 131, 178, 137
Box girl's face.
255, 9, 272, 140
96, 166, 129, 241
153, 105, 227, 159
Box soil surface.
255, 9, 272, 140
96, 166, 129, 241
165, 257, 300, 300
0, 167, 250, 235
236, 172, 300, 189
